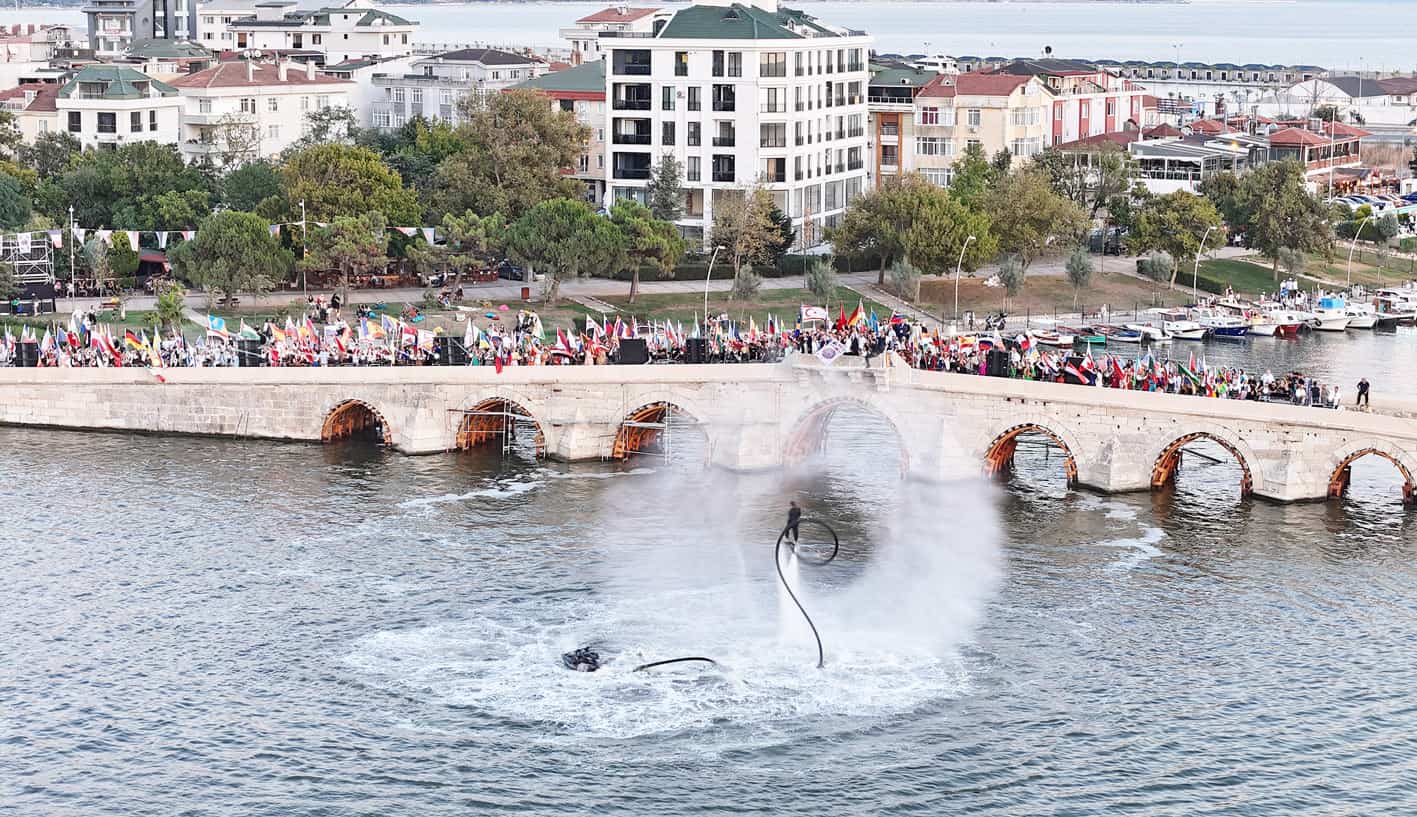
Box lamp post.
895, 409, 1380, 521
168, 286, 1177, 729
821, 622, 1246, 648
1347, 213, 1372, 289
299, 199, 308, 300
67, 205, 74, 305
704, 244, 725, 322
954, 234, 976, 325
1193, 224, 1215, 301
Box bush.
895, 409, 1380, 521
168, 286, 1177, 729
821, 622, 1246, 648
888, 260, 921, 302
1140, 251, 1174, 284
1277, 246, 1306, 277
997, 255, 1025, 298
1400, 237, 1417, 254
731, 264, 762, 299
805, 255, 837, 299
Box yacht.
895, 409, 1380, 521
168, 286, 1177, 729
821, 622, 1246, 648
1193, 307, 1249, 338
1255, 305, 1308, 336
1372, 288, 1417, 326
1164, 320, 1208, 340
1310, 295, 1352, 332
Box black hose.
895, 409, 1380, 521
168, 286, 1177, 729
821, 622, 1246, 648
776, 519, 839, 669
632, 656, 719, 672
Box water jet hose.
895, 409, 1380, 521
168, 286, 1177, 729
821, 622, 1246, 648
632, 657, 718, 672
775, 519, 840, 669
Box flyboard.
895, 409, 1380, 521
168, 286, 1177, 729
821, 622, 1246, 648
560, 518, 840, 673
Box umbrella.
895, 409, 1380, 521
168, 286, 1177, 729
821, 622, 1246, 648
485, 312, 496, 318
498, 304, 509, 311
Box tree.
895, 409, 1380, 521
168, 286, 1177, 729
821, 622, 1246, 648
709, 186, 778, 288
948, 143, 999, 209
804, 255, 837, 299
0, 172, 30, 230
1141, 252, 1175, 287
285, 106, 358, 154
1065, 245, 1093, 309
611, 200, 686, 303
367, 117, 470, 194
110, 231, 140, 284
1237, 159, 1333, 280
731, 264, 762, 299
36, 142, 212, 228
1277, 246, 1307, 278
114, 189, 212, 233
888, 260, 921, 302
1034, 144, 1137, 220
0, 261, 14, 300
504, 198, 625, 304
1314, 104, 1340, 123
430, 88, 590, 221
154, 282, 187, 332
831, 173, 993, 285
1126, 191, 1225, 287
984, 168, 1089, 271
300, 212, 389, 306
0, 110, 22, 159
221, 160, 282, 212
990, 149, 1013, 175
646, 153, 684, 222
18, 131, 81, 178
767, 205, 795, 266
407, 210, 505, 287
170, 211, 294, 304
997, 255, 1025, 311
281, 143, 421, 226
1198, 171, 1247, 234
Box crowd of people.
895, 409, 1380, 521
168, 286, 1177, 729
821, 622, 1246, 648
0, 298, 1373, 410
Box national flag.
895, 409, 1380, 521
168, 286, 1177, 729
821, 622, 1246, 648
124, 328, 143, 349
1178, 362, 1202, 387
556, 327, 575, 356
239, 320, 260, 340
585, 314, 602, 339
1016, 333, 1031, 352
206, 314, 229, 339
835, 304, 847, 330
817, 339, 845, 365
800, 304, 828, 323
868, 309, 879, 333
846, 300, 865, 328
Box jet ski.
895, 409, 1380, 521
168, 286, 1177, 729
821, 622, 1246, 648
561, 647, 601, 672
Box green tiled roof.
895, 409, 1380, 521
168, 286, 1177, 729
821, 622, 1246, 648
869, 64, 933, 88
513, 61, 605, 94
657, 4, 843, 40
125, 39, 212, 59
58, 65, 177, 100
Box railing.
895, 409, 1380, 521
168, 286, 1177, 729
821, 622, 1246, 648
712, 101, 735, 112
613, 64, 651, 76
847, 160, 863, 171
764, 171, 785, 183
712, 136, 735, 147
867, 95, 913, 106
760, 104, 786, 113
848, 127, 864, 138
761, 139, 786, 149
612, 99, 651, 111
613, 167, 651, 180
612, 133, 651, 145
712, 171, 735, 182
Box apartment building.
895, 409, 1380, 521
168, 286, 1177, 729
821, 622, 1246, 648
559, 6, 662, 66
55, 64, 183, 149
992, 59, 1149, 146
369, 48, 544, 130
196, 0, 322, 50
0, 83, 62, 143
868, 66, 1047, 185
223, 0, 417, 64
513, 60, 608, 205
604, 0, 872, 247
83, 0, 197, 56
168, 58, 352, 162
0, 25, 77, 90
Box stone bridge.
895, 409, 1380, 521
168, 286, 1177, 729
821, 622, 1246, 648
2, 359, 1415, 503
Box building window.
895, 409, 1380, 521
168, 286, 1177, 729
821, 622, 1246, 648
687, 121, 700, 146
131, 111, 142, 132
312, 34, 321, 44
198, 98, 212, 113
760, 122, 786, 148
67, 111, 80, 132
1010, 107, 1039, 126
760, 51, 786, 78
916, 137, 952, 156
150, 110, 158, 131
374, 111, 391, 128
966, 138, 982, 151
674, 51, 688, 77
393, 87, 405, 103
301, 95, 310, 112
1081, 105, 1089, 118
919, 106, 939, 125
240, 97, 256, 114
411, 88, 423, 106
687, 86, 700, 111
662, 85, 675, 111
38, 119, 47, 133
761, 86, 785, 113
1106, 100, 1115, 116
317, 95, 329, 109
686, 155, 700, 182
97, 112, 116, 134
268, 124, 280, 140
1055, 106, 1063, 120
967, 109, 981, 127
268, 97, 279, 112
923, 167, 953, 187
662, 121, 675, 145
383, 34, 389, 45
880, 144, 898, 165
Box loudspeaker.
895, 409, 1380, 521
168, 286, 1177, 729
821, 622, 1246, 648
448, 338, 470, 366
685, 337, 708, 364
617, 337, 649, 365
16, 342, 38, 367
235, 338, 263, 367
986, 348, 1011, 378
435, 340, 453, 366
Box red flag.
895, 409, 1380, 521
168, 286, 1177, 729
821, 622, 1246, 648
494, 353, 503, 374
835, 304, 847, 330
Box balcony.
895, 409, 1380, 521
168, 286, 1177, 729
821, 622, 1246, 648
613, 167, 651, 180
184, 110, 255, 126
712, 171, 735, 183
712, 136, 735, 147
848, 127, 864, 138
613, 133, 651, 145
712, 100, 735, 112
612, 98, 651, 111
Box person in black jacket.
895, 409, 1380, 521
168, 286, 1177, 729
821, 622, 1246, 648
785, 501, 802, 545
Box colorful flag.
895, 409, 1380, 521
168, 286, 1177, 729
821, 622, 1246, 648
206, 314, 229, 339
800, 305, 828, 323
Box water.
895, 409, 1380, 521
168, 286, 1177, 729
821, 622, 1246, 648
9, 1, 1417, 69
3, 385, 1416, 815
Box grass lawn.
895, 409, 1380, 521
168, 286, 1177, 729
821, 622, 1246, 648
0, 308, 161, 333
582, 286, 892, 330
918, 271, 1193, 321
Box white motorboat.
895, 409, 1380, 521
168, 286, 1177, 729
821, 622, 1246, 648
1310, 296, 1352, 332
1124, 323, 1173, 344
1372, 288, 1417, 326
1163, 320, 1208, 340
1344, 303, 1378, 330
1193, 307, 1249, 338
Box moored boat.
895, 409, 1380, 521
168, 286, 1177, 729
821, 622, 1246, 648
1310, 296, 1352, 332
1163, 320, 1208, 340
1344, 303, 1378, 330
1193, 307, 1249, 338
1123, 323, 1173, 344
1099, 325, 1144, 344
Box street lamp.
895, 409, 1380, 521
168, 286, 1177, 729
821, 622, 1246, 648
954, 234, 976, 324
704, 244, 725, 322
1347, 213, 1372, 289
1193, 224, 1216, 301
67, 204, 74, 305
299, 199, 308, 299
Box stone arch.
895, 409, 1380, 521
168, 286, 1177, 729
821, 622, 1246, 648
454, 396, 545, 456
611, 401, 704, 460
1327, 444, 1416, 504
984, 422, 1079, 486
321, 399, 392, 445
1150, 430, 1255, 497
782, 395, 910, 473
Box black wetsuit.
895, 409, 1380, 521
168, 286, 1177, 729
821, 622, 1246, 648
786, 506, 802, 542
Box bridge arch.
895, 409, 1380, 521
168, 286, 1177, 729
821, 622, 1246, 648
1150, 428, 1256, 497
1327, 443, 1417, 504
983, 422, 1079, 487
611, 401, 705, 461
454, 396, 545, 456
783, 395, 910, 473
321, 399, 391, 445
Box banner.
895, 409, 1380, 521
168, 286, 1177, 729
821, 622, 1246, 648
46, 230, 61, 249
817, 339, 844, 365
124, 230, 138, 250
800, 305, 828, 323
15, 232, 29, 253
157, 231, 169, 249
421, 227, 436, 244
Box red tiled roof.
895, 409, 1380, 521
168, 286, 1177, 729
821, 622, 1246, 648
1054, 129, 1137, 151
168, 60, 350, 89
1141, 94, 1158, 109
1143, 123, 1181, 138
952, 71, 1032, 96
1322, 120, 1371, 139
1268, 126, 1330, 146
576, 6, 658, 23
0, 82, 58, 112
1188, 118, 1230, 134
915, 73, 956, 99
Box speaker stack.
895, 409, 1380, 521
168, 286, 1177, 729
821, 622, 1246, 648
448, 338, 470, 366
236, 338, 264, 367
986, 348, 1011, 378
616, 337, 649, 365
16, 342, 38, 367
685, 337, 708, 364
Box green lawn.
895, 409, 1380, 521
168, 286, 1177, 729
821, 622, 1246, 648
1193, 258, 1286, 297
581, 286, 892, 331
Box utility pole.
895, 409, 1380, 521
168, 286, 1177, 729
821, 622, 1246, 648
67, 205, 74, 305
299, 199, 308, 299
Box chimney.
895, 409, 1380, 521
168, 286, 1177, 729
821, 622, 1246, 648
246, 58, 254, 82
306, 59, 315, 80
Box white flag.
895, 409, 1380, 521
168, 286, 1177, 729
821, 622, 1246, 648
96, 229, 112, 247
46, 230, 61, 248
157, 231, 169, 249
16, 232, 30, 253
124, 230, 139, 250
71, 226, 86, 243
421, 227, 436, 244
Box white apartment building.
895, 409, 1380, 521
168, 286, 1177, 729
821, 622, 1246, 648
559, 6, 662, 66
196, 0, 322, 49
55, 64, 183, 150
83, 0, 197, 56
604, 0, 871, 247
322, 54, 415, 124
0, 25, 76, 91
369, 48, 545, 129
221, 0, 416, 64
169, 58, 352, 162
